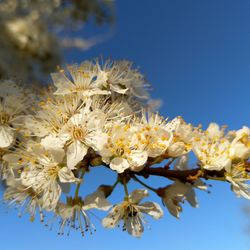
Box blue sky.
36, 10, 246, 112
1, 1, 250, 249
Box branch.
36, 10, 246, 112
89, 158, 226, 183
132, 167, 225, 183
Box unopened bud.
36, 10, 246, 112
90, 156, 103, 166
98, 185, 113, 198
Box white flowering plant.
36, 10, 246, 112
0, 0, 114, 82
0, 59, 250, 238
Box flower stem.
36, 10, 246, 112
123, 179, 129, 197
112, 178, 120, 190
74, 169, 85, 198
133, 175, 157, 192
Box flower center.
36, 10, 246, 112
123, 202, 138, 218
115, 147, 125, 156
72, 126, 86, 141
46, 165, 60, 179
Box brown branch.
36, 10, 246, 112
88, 156, 226, 183
132, 167, 225, 183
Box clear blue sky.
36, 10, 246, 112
1, 1, 250, 249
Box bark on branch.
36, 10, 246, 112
132, 167, 225, 182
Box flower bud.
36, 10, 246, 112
90, 156, 103, 166
98, 185, 114, 198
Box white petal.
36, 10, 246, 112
0, 126, 14, 148
185, 189, 198, 208
168, 180, 190, 195
56, 203, 73, 219
85, 132, 108, 151
203, 156, 231, 172
21, 168, 44, 190
236, 183, 250, 200
139, 202, 163, 219
129, 189, 149, 204
193, 179, 207, 190
50, 149, 65, 164
153, 128, 172, 151
23, 116, 48, 137
230, 142, 250, 160
206, 123, 223, 139
234, 126, 250, 141
125, 216, 144, 238
67, 141, 88, 169
174, 154, 189, 170
110, 157, 130, 173
95, 70, 108, 87
167, 142, 187, 157
162, 197, 181, 219
227, 177, 250, 200
99, 147, 113, 159
110, 84, 129, 94
41, 135, 65, 150
58, 167, 78, 183
162, 181, 190, 218
83, 190, 111, 211
147, 146, 166, 158
68, 113, 84, 126
102, 205, 123, 228
42, 181, 61, 211
128, 150, 148, 171
51, 72, 73, 95
89, 110, 106, 125
81, 88, 110, 97
165, 117, 181, 132
131, 85, 149, 99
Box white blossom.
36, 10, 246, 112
4, 179, 44, 222
225, 163, 250, 200
52, 63, 110, 97
100, 123, 148, 173
229, 126, 250, 160
102, 189, 163, 237
42, 104, 108, 169
160, 156, 207, 218
100, 60, 150, 98
167, 119, 196, 157
56, 190, 111, 236
23, 93, 82, 138
192, 131, 231, 171
0, 80, 33, 148
0, 58, 250, 238
20, 148, 79, 211
135, 112, 174, 158
161, 181, 196, 218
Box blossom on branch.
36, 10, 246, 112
0, 58, 250, 238
102, 189, 163, 237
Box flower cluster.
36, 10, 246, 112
0, 59, 250, 238
0, 0, 114, 82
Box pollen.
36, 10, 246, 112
72, 126, 86, 141
82, 72, 90, 78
